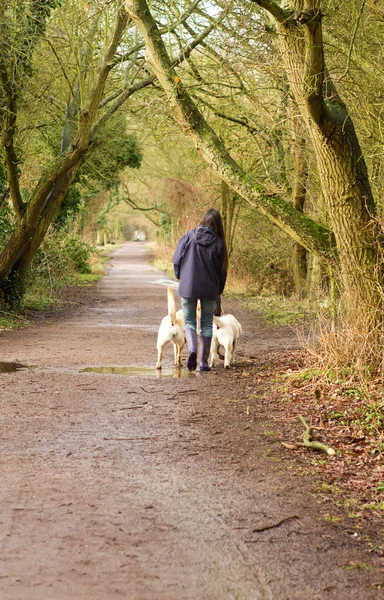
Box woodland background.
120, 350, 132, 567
0, 0, 383, 377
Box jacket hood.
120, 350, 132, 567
193, 226, 219, 247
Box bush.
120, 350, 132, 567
31, 233, 94, 284
61, 235, 94, 274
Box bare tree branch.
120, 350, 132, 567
113, 0, 202, 65
121, 197, 162, 226
44, 38, 79, 106
125, 0, 335, 262
338, 0, 366, 81
92, 11, 226, 136
79, 6, 129, 147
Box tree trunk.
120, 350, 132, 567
0, 269, 25, 312
221, 180, 238, 256
305, 253, 321, 300
275, 10, 382, 334
246, 1, 383, 365
290, 100, 309, 297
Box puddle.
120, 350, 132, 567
0, 362, 34, 373
152, 279, 179, 288
79, 366, 193, 379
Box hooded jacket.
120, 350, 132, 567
172, 226, 227, 299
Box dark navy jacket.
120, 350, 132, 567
172, 226, 227, 299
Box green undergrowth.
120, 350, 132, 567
0, 310, 30, 330
152, 257, 174, 276
0, 240, 108, 330
233, 293, 317, 325
23, 271, 100, 312
24, 245, 108, 312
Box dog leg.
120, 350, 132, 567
224, 343, 233, 369
174, 342, 182, 367
156, 345, 163, 370
209, 337, 219, 368
178, 344, 183, 366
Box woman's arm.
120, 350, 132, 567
219, 269, 227, 295
172, 235, 186, 279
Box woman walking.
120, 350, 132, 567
172, 208, 228, 372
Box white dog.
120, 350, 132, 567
209, 314, 243, 369
156, 287, 185, 370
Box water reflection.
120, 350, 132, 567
79, 366, 193, 379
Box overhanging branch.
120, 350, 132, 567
125, 0, 336, 263
121, 196, 163, 227
250, 0, 290, 23
113, 0, 202, 65
92, 11, 225, 136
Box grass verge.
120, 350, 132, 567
229, 293, 317, 325
0, 248, 109, 331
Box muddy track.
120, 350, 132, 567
0, 243, 381, 599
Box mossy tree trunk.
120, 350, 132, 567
221, 180, 240, 257
289, 99, 309, 297
265, 1, 382, 337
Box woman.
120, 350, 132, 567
172, 208, 228, 371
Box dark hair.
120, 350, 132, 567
200, 208, 228, 271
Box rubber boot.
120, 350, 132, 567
199, 336, 212, 372
185, 328, 197, 371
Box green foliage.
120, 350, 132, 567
31, 233, 94, 284
159, 213, 172, 238
78, 129, 143, 192
352, 401, 384, 438
61, 235, 93, 274
0, 203, 15, 252
114, 136, 143, 171
54, 185, 83, 229
1, 1, 62, 84
243, 295, 316, 325
53, 129, 143, 229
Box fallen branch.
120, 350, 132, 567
103, 436, 160, 441
281, 416, 336, 455
252, 515, 299, 533
0, 308, 27, 320
297, 415, 336, 455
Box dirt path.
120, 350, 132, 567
0, 242, 381, 600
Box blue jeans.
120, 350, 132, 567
181, 297, 215, 337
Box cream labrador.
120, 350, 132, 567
209, 314, 243, 369
156, 287, 185, 370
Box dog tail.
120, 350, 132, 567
167, 287, 177, 325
